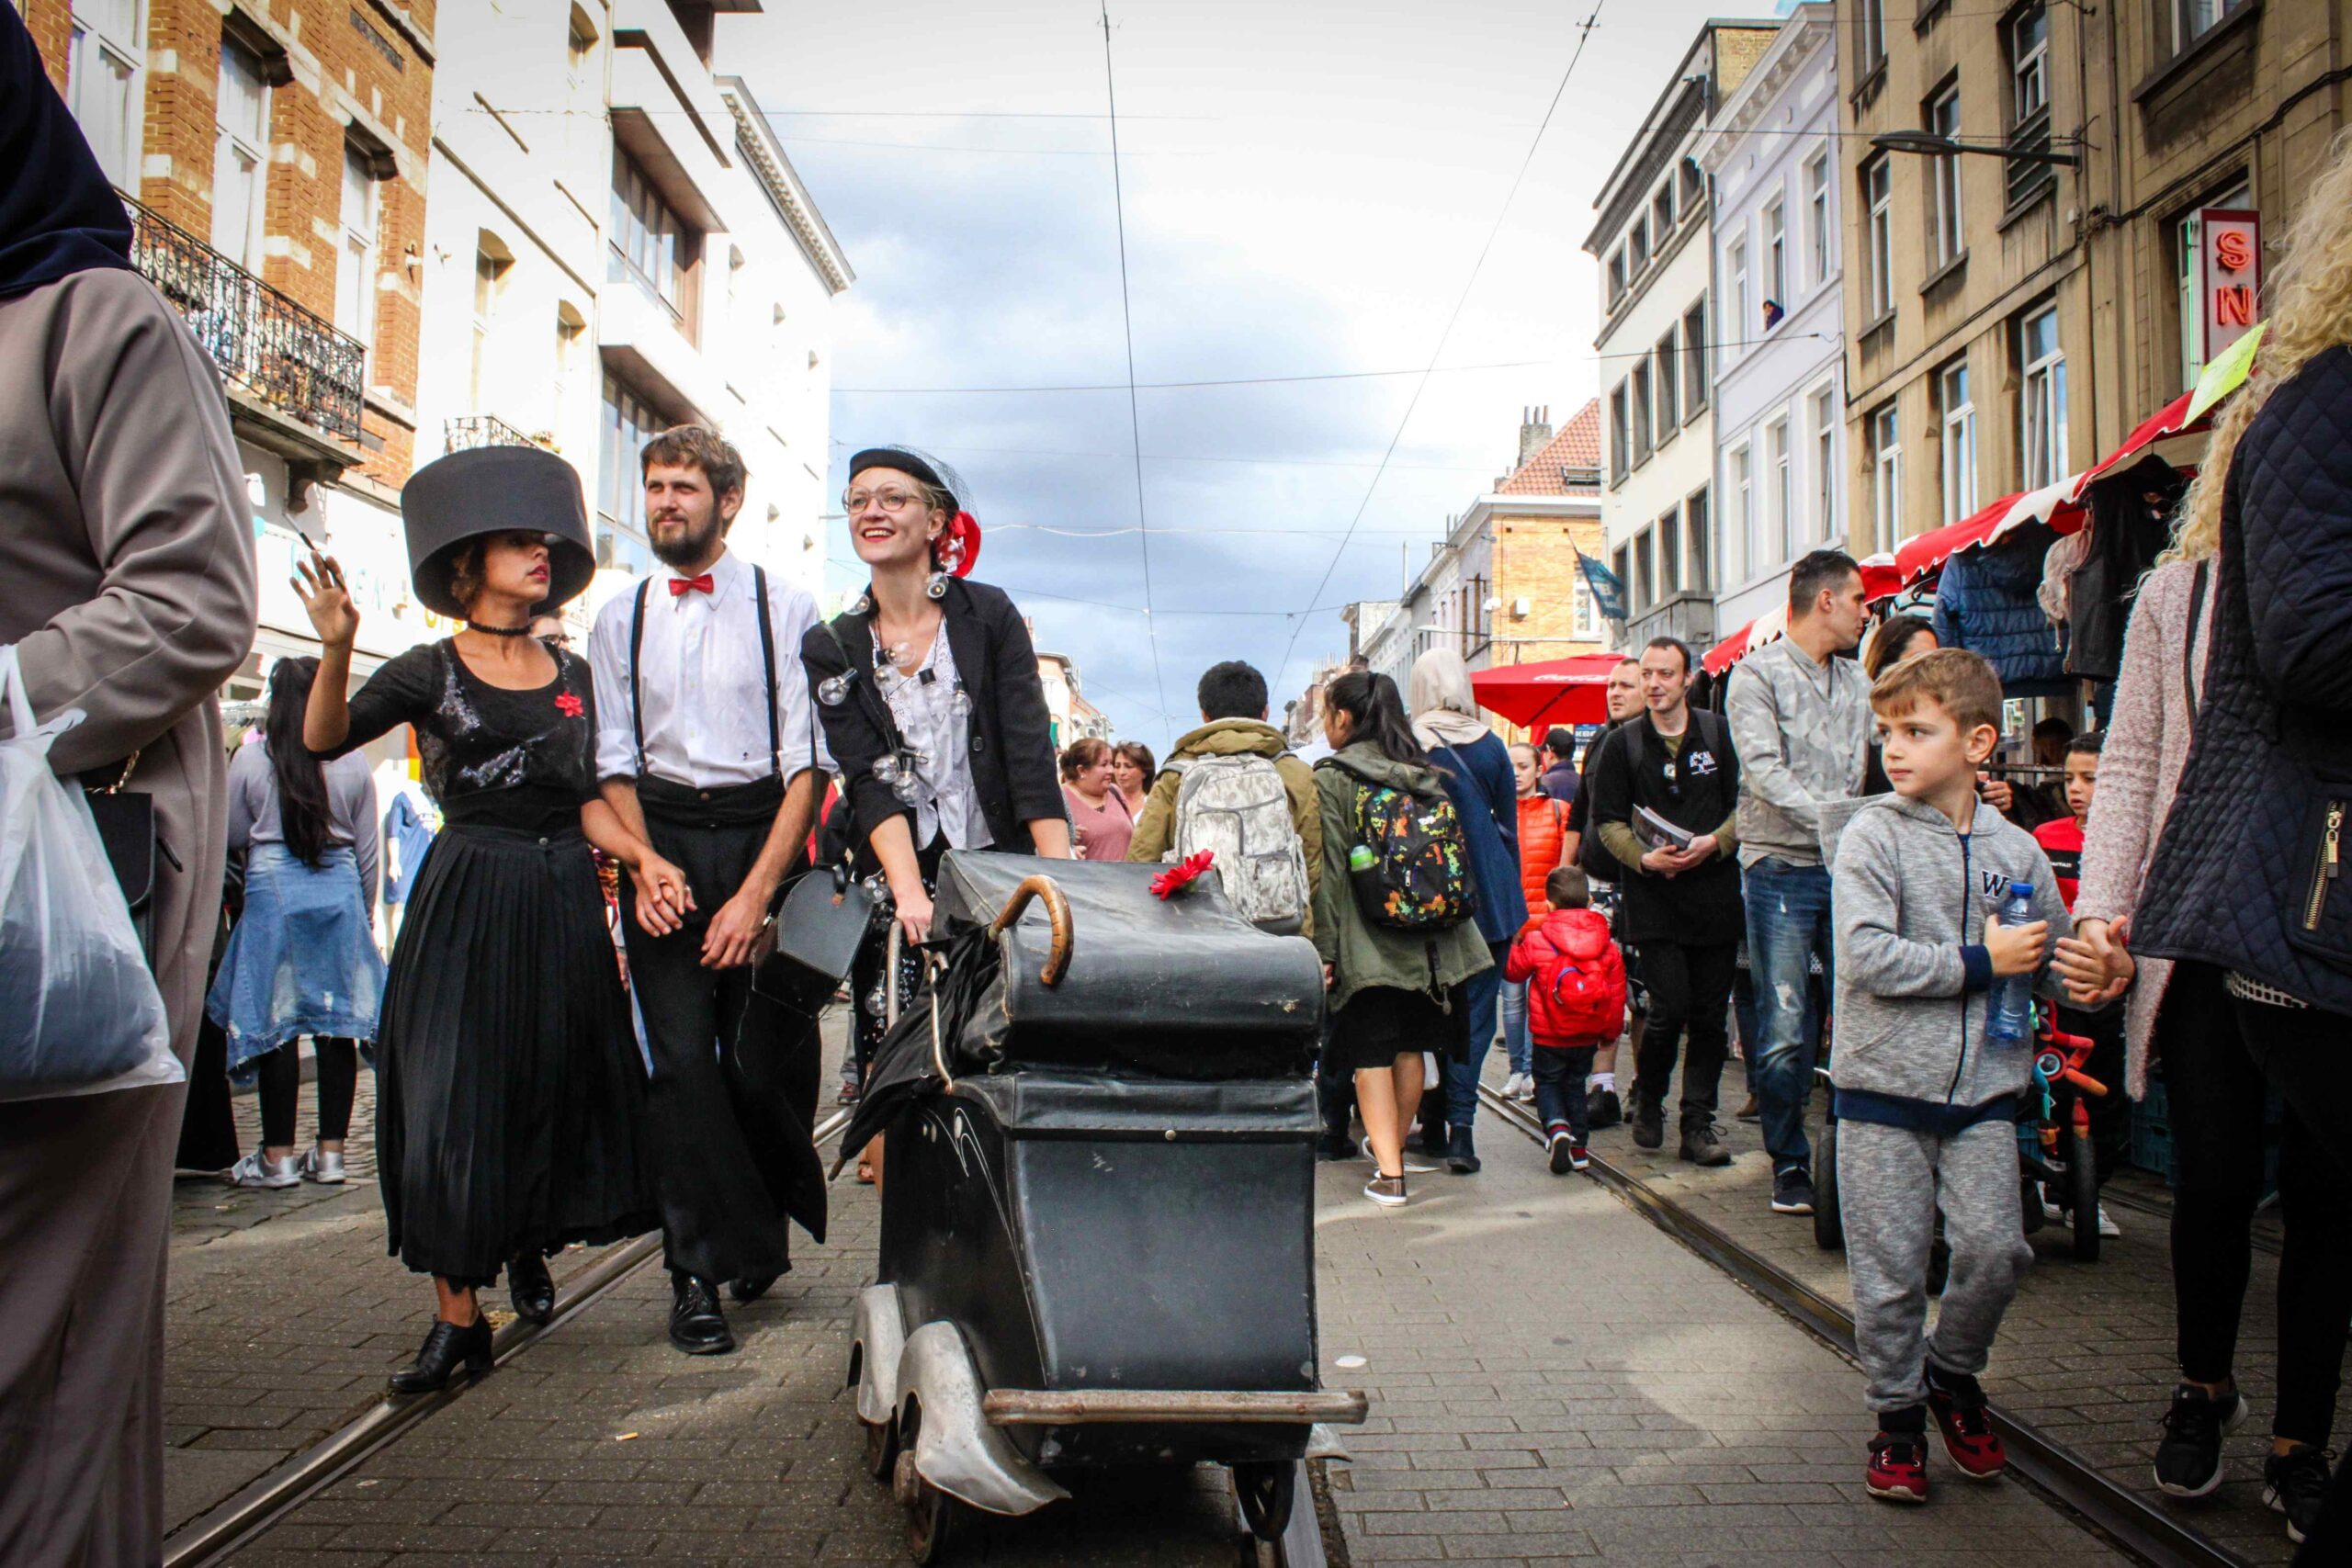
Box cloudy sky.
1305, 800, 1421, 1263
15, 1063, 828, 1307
738, 0, 1783, 753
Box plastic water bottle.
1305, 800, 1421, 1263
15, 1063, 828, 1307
1349, 844, 1376, 874
1984, 881, 2039, 1049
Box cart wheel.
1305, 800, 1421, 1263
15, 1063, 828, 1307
907, 1477, 963, 1565
2068, 1131, 2101, 1264
1232, 1461, 1296, 1542
1812, 1122, 1843, 1251
862, 1416, 897, 1483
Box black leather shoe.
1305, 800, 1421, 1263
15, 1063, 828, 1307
389, 1315, 493, 1394
508, 1253, 555, 1325
729, 1272, 778, 1305
669, 1272, 735, 1355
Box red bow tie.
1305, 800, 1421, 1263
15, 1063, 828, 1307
668, 574, 715, 597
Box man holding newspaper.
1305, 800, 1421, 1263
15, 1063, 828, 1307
1582, 637, 1745, 1168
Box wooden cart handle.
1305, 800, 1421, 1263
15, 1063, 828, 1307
989, 874, 1074, 987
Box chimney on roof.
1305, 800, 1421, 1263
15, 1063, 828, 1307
1518, 404, 1553, 469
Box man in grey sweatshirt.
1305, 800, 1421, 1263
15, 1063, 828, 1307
1822, 649, 2069, 1506
1724, 548, 1873, 1217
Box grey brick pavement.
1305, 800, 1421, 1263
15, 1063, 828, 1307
1553, 1056, 2332, 1565
1313, 1128, 2122, 1566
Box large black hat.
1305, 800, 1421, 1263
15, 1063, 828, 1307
401, 446, 596, 618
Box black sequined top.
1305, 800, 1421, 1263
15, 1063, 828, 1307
335, 638, 598, 833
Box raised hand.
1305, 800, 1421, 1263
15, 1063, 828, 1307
293, 553, 359, 648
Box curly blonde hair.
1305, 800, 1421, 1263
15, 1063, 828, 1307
2167, 130, 2352, 564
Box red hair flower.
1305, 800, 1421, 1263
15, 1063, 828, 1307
554, 691, 584, 718
1150, 850, 1216, 899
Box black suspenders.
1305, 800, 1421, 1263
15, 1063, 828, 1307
628, 565, 783, 783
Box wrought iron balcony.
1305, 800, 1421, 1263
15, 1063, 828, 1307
444, 414, 550, 455
122, 195, 365, 446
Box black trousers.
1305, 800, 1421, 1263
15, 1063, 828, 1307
254, 1038, 358, 1148
2165, 962, 2352, 1446
1632, 939, 1736, 1124
625, 784, 821, 1285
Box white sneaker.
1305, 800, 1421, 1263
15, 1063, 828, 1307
299, 1147, 346, 1185
226, 1151, 300, 1190
1499, 1072, 1521, 1099
2098, 1204, 2121, 1238
1512, 1076, 1537, 1102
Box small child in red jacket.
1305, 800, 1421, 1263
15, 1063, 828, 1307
1504, 865, 1629, 1174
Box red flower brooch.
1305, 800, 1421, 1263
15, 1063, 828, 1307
1150, 850, 1216, 900
554, 691, 585, 718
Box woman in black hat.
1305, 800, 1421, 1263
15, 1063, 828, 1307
802, 449, 1069, 1169
292, 446, 681, 1393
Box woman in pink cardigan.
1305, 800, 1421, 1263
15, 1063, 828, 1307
2060, 526, 2352, 1522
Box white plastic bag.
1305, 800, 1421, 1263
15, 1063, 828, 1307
0, 646, 180, 1100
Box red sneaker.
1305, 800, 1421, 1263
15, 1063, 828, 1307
1926, 1378, 2007, 1480
1569, 1144, 1591, 1171
1867, 1432, 1929, 1504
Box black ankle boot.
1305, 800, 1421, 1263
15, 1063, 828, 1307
508, 1253, 554, 1325
669, 1271, 735, 1355
389, 1315, 493, 1394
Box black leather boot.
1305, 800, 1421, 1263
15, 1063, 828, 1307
508, 1253, 554, 1325
389, 1315, 493, 1394
669, 1271, 735, 1355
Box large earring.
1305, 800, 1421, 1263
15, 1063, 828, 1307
925, 571, 950, 600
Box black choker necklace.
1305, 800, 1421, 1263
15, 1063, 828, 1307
465, 621, 534, 638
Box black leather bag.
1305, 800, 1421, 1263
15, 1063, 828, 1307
758, 860, 876, 992
85, 751, 163, 964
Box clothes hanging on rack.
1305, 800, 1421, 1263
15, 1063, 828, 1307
1930, 525, 2070, 695
2066, 455, 2187, 682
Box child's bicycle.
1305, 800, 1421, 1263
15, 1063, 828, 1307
1811, 1001, 2110, 1266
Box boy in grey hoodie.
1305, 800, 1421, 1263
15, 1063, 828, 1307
1823, 649, 2070, 1506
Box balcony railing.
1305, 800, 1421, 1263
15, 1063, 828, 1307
444, 414, 550, 455
122, 195, 365, 445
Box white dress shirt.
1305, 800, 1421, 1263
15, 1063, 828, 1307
589, 547, 825, 790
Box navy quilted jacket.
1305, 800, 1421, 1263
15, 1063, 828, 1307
2135, 347, 2352, 1016
1930, 529, 2066, 687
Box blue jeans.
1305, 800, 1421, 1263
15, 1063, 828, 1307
1500, 978, 1532, 1077
1745, 857, 1835, 1172
1532, 1044, 1597, 1140
1446, 944, 1510, 1129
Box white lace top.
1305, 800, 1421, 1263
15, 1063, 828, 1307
874, 627, 991, 852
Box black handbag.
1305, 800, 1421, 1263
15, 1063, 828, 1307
85, 750, 168, 964
752, 697, 877, 1005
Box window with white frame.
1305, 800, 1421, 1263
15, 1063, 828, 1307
1608, 246, 1626, 308
1765, 199, 1786, 320
1806, 150, 1831, 286
610, 148, 692, 324
1769, 416, 1793, 560
1929, 84, 1963, 268
1634, 528, 1655, 611
1632, 359, 1655, 462
1938, 357, 1977, 523
470, 232, 511, 409
1659, 510, 1682, 595
1726, 236, 1750, 362
2019, 303, 2068, 488
2007, 3, 2052, 206
1871, 402, 1903, 553
335, 143, 380, 362
1609, 380, 1631, 476
597, 370, 662, 572
1654, 326, 1679, 434
1811, 385, 1837, 544
69, 0, 143, 190
2175, 185, 2250, 390
1731, 443, 1755, 581
1863, 155, 1893, 319
1629, 213, 1650, 274
2174, 0, 2250, 52
1686, 490, 1711, 592
1859, 0, 1887, 74
211, 37, 270, 269
1683, 299, 1709, 412
1573, 570, 1600, 637
1652, 183, 1675, 243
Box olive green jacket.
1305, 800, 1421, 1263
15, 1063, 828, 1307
1310, 741, 1496, 1014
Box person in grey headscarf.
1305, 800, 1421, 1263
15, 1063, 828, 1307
0, 11, 259, 1560
1405, 649, 1526, 1174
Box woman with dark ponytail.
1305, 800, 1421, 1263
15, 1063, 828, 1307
208, 657, 387, 1188
1311, 671, 1493, 1208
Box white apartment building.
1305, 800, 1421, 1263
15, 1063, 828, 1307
413, 0, 851, 636
1696, 4, 1846, 642
1585, 18, 1779, 655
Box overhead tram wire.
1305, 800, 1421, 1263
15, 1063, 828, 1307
1271, 0, 1608, 698
1098, 1, 1170, 727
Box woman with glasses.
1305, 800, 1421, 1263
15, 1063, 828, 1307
802, 448, 1070, 1178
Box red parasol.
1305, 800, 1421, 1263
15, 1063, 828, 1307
1469, 653, 1624, 729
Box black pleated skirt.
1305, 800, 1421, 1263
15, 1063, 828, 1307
376, 824, 656, 1284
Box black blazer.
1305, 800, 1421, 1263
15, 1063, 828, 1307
800, 577, 1067, 864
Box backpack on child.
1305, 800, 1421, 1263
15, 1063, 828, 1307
1324, 761, 1477, 931
1164, 752, 1313, 933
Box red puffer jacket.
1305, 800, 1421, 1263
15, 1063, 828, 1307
1502, 908, 1626, 1048
1516, 794, 1569, 915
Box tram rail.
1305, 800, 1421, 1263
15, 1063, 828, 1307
160, 1106, 856, 1568
1476, 1083, 2246, 1568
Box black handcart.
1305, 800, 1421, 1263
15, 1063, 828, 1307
841, 852, 1367, 1563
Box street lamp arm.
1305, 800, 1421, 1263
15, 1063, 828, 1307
1868, 130, 2080, 168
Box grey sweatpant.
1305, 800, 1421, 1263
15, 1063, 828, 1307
1838, 1117, 2034, 1413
